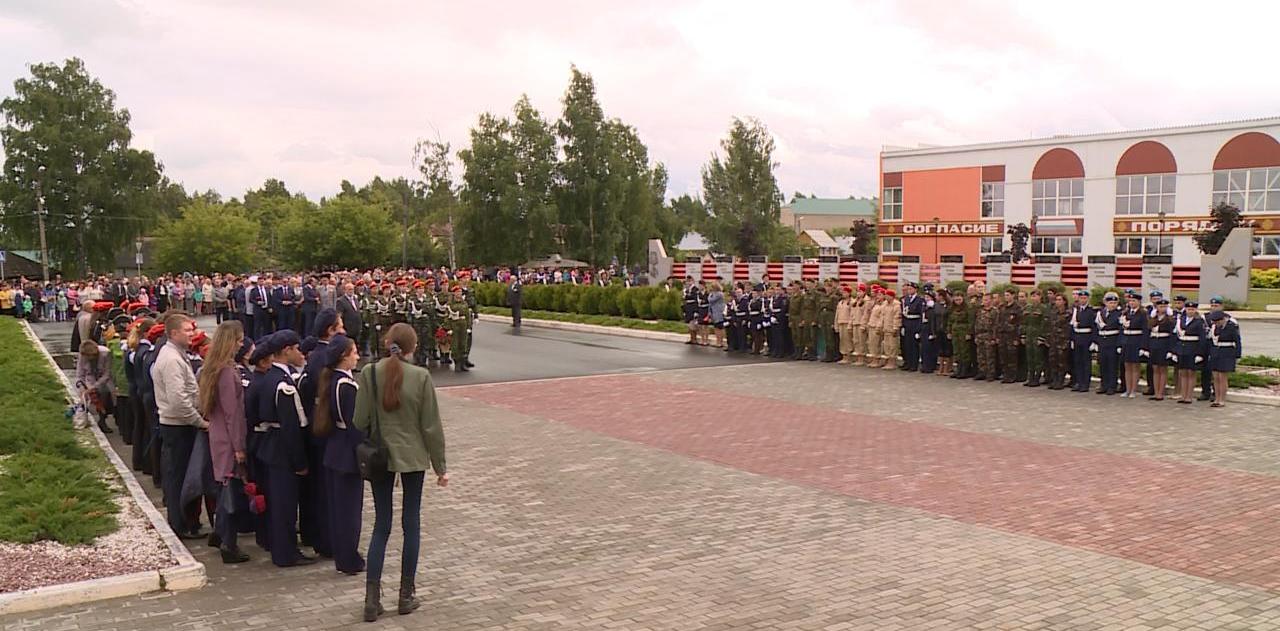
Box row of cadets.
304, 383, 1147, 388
1067, 289, 1097, 392
297, 309, 346, 559
254, 329, 316, 567
312, 333, 366, 574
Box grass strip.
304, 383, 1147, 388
480, 306, 687, 334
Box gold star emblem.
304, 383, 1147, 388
1222, 259, 1243, 277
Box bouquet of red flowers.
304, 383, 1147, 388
244, 481, 266, 515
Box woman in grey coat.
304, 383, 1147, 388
707, 283, 727, 349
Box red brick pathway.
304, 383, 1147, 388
452, 375, 1280, 592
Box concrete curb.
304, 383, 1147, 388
479, 314, 1278, 407
0, 322, 206, 616
480, 313, 689, 343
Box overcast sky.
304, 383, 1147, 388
2, 0, 1278, 202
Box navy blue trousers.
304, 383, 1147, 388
1071, 341, 1093, 391
265, 462, 301, 567
253, 310, 273, 339
300, 440, 331, 556
902, 323, 922, 370
325, 467, 365, 573
920, 334, 938, 373
252, 455, 272, 552
367, 471, 424, 583
277, 307, 296, 333
1098, 342, 1119, 392
159, 425, 196, 534
300, 306, 317, 338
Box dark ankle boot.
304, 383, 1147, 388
97, 416, 113, 434
364, 581, 384, 622
397, 576, 420, 615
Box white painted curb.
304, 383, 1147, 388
480, 312, 688, 343
0, 322, 206, 616
480, 313, 1277, 407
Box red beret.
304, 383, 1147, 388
356, 280, 365, 286
451, 283, 462, 292
857, 282, 867, 291
395, 279, 407, 286
840, 284, 852, 293
145, 324, 166, 342
190, 331, 208, 347
886, 289, 896, 298
413, 280, 425, 288
92, 302, 111, 312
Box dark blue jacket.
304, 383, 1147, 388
322, 369, 364, 474
256, 364, 308, 472
301, 284, 319, 310
1069, 304, 1097, 346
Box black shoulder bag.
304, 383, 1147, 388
355, 363, 390, 481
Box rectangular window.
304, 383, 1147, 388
979, 236, 1003, 254
1031, 236, 1082, 254
881, 236, 902, 254
980, 182, 1004, 218
1253, 236, 1280, 256
1213, 167, 1280, 212
1115, 174, 1175, 215
882, 188, 903, 220
1032, 177, 1084, 217
1114, 236, 1173, 255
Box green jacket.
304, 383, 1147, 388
1022, 303, 1048, 343
353, 358, 447, 474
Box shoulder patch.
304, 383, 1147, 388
277, 382, 298, 396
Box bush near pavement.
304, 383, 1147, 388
474, 281, 683, 321
479, 306, 687, 334
0, 318, 117, 544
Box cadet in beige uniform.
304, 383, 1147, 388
880, 288, 902, 370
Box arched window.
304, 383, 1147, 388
1115, 141, 1177, 216
1212, 132, 1280, 213
1032, 148, 1084, 217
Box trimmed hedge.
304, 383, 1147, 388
475, 282, 683, 321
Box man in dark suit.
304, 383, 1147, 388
336, 282, 363, 345
506, 273, 522, 328
249, 276, 273, 339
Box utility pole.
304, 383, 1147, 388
401, 185, 409, 269
447, 209, 457, 269
35, 165, 49, 284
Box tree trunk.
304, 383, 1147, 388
77, 217, 88, 278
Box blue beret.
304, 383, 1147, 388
311, 308, 339, 337
1209, 295, 1224, 305
1185, 301, 1199, 308
324, 334, 353, 367
1149, 290, 1163, 298
1174, 294, 1188, 302
299, 336, 319, 355
248, 335, 273, 364
235, 337, 254, 364
1207, 310, 1227, 322
274, 329, 301, 350
1073, 289, 1089, 297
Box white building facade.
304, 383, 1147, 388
879, 118, 1280, 268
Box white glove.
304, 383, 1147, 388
1117, 346, 1123, 355
1166, 352, 1178, 362
1195, 355, 1203, 364
1089, 343, 1098, 353
1139, 349, 1149, 358
914, 333, 920, 340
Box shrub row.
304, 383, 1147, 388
474, 282, 684, 321
1253, 269, 1280, 289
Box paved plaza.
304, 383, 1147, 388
6, 321, 1280, 630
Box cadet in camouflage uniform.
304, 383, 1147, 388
357, 282, 376, 357
372, 283, 394, 359
997, 290, 1022, 383
816, 281, 838, 362
975, 293, 998, 381
1044, 292, 1071, 389
795, 282, 817, 360
1021, 289, 1048, 387
409, 281, 437, 366
946, 291, 973, 378
447, 284, 471, 372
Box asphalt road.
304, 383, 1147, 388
30, 317, 770, 386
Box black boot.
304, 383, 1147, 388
363, 581, 385, 622
220, 546, 249, 564
97, 416, 114, 434
397, 576, 420, 615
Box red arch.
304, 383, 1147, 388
1213, 132, 1280, 170
1032, 148, 1084, 179
1116, 140, 1177, 175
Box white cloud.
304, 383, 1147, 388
0, 0, 1278, 202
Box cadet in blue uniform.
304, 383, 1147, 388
1206, 309, 1240, 408
1141, 290, 1162, 395
314, 335, 365, 574
918, 284, 939, 374
767, 284, 790, 358
244, 336, 274, 552
1119, 291, 1149, 398
255, 331, 316, 567
1174, 301, 1206, 404
747, 284, 765, 355
298, 309, 343, 558
734, 286, 751, 354
899, 282, 926, 371
1093, 292, 1123, 395
1147, 298, 1175, 400
1200, 296, 1239, 401
1068, 289, 1096, 392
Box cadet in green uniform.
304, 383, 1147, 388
1021, 289, 1048, 386
447, 284, 471, 372
997, 289, 1022, 383
946, 292, 973, 378
975, 293, 998, 381
1045, 292, 1071, 389
800, 281, 820, 360
816, 281, 838, 362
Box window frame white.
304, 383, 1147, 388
1032, 177, 1084, 217
881, 236, 902, 254
980, 182, 1005, 218
1114, 236, 1174, 256
882, 187, 903, 220
1030, 236, 1082, 255
1213, 167, 1280, 212
1115, 174, 1176, 216
979, 236, 1003, 254
1253, 235, 1280, 257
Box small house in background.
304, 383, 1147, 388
780, 197, 877, 233
799, 229, 841, 257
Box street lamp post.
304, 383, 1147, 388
932, 216, 940, 265
35, 165, 49, 284
1157, 209, 1167, 256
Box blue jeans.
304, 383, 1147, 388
365, 471, 424, 583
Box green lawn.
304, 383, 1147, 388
480, 306, 688, 334
0, 318, 118, 544
1179, 288, 1280, 311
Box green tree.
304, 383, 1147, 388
1194, 201, 1248, 255
0, 58, 163, 277
1005, 222, 1031, 262
276, 196, 396, 270
154, 176, 190, 222
850, 219, 877, 256
153, 200, 259, 274
242, 178, 314, 259
669, 194, 708, 237
701, 117, 784, 257
413, 138, 462, 267
557, 66, 615, 266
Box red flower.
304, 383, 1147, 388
250, 494, 267, 515
243, 482, 258, 496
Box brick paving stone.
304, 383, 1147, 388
6, 370, 1280, 629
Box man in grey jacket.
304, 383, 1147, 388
153, 314, 208, 538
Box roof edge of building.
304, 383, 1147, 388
880, 116, 1280, 159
